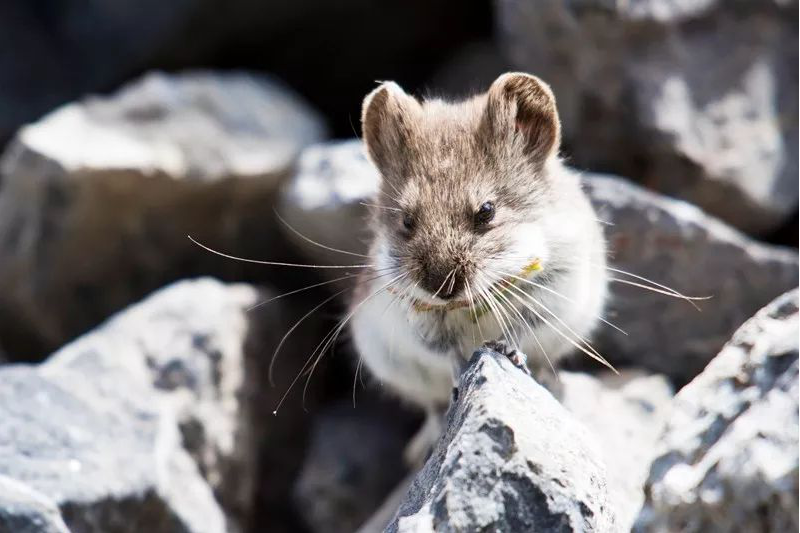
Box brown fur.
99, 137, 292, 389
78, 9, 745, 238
361, 73, 562, 298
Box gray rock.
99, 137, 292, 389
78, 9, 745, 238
388, 348, 615, 532
0, 70, 326, 357
0, 366, 226, 533
0, 277, 282, 532
278, 140, 798, 383
586, 174, 798, 383
4, 70, 324, 181
495, 0, 798, 234
0, 475, 70, 533
43, 277, 272, 530
636, 289, 799, 532
560, 370, 673, 532
278, 139, 376, 269
293, 401, 412, 533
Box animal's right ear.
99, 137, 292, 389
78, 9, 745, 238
361, 82, 421, 181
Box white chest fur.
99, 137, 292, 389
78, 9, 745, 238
350, 246, 606, 409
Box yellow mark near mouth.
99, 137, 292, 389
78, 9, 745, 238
390, 258, 542, 318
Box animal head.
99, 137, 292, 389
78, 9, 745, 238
361, 72, 564, 303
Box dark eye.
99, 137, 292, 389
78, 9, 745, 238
402, 212, 415, 232
474, 201, 495, 226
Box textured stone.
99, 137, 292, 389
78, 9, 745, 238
0, 366, 226, 533
388, 348, 615, 532
0, 277, 285, 532
637, 289, 799, 532
587, 174, 798, 383
0, 70, 325, 358
496, 0, 798, 234
278, 139, 376, 269
42, 277, 270, 530
560, 370, 673, 532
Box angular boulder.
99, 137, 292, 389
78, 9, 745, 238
0, 70, 326, 358
0, 277, 286, 532
637, 289, 799, 532
387, 348, 615, 532
278, 139, 377, 269
0, 366, 226, 533
496, 0, 798, 234
587, 174, 798, 383
278, 140, 799, 383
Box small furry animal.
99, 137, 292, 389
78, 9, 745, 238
349, 72, 608, 459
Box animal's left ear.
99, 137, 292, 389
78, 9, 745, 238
483, 72, 561, 162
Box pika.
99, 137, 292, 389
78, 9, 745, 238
349, 73, 608, 459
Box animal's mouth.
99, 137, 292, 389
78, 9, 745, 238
389, 258, 542, 315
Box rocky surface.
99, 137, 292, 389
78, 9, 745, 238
387, 348, 615, 532
0, 277, 285, 532
496, 0, 798, 234
637, 288, 799, 532
0, 70, 326, 358
278, 139, 376, 269
278, 140, 798, 383
560, 371, 673, 532
0, 366, 227, 533
586, 174, 798, 383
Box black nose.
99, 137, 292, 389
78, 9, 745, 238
421, 266, 465, 300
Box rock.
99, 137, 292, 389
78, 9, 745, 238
0, 277, 295, 532
278, 140, 798, 383
0, 70, 326, 358
387, 348, 615, 532
495, 0, 798, 234
42, 277, 272, 530
293, 400, 415, 533
586, 174, 798, 383
560, 370, 673, 532
0, 365, 227, 533
5, 70, 324, 181
0, 475, 70, 533
278, 139, 376, 269
637, 289, 799, 532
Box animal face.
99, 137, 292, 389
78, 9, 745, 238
362, 73, 561, 303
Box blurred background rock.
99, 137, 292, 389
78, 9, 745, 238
0, 1, 796, 532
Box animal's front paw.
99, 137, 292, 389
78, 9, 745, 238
482, 340, 531, 376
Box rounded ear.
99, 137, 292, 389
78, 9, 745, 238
361, 81, 421, 180
483, 72, 561, 162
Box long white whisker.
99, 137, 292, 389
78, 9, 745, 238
271, 271, 407, 414
488, 279, 556, 378
301, 271, 409, 405
431, 268, 457, 300
268, 268, 397, 386
500, 278, 617, 373
247, 272, 361, 312
189, 235, 374, 269
274, 210, 372, 258
498, 270, 628, 336
601, 264, 711, 310
607, 277, 708, 311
